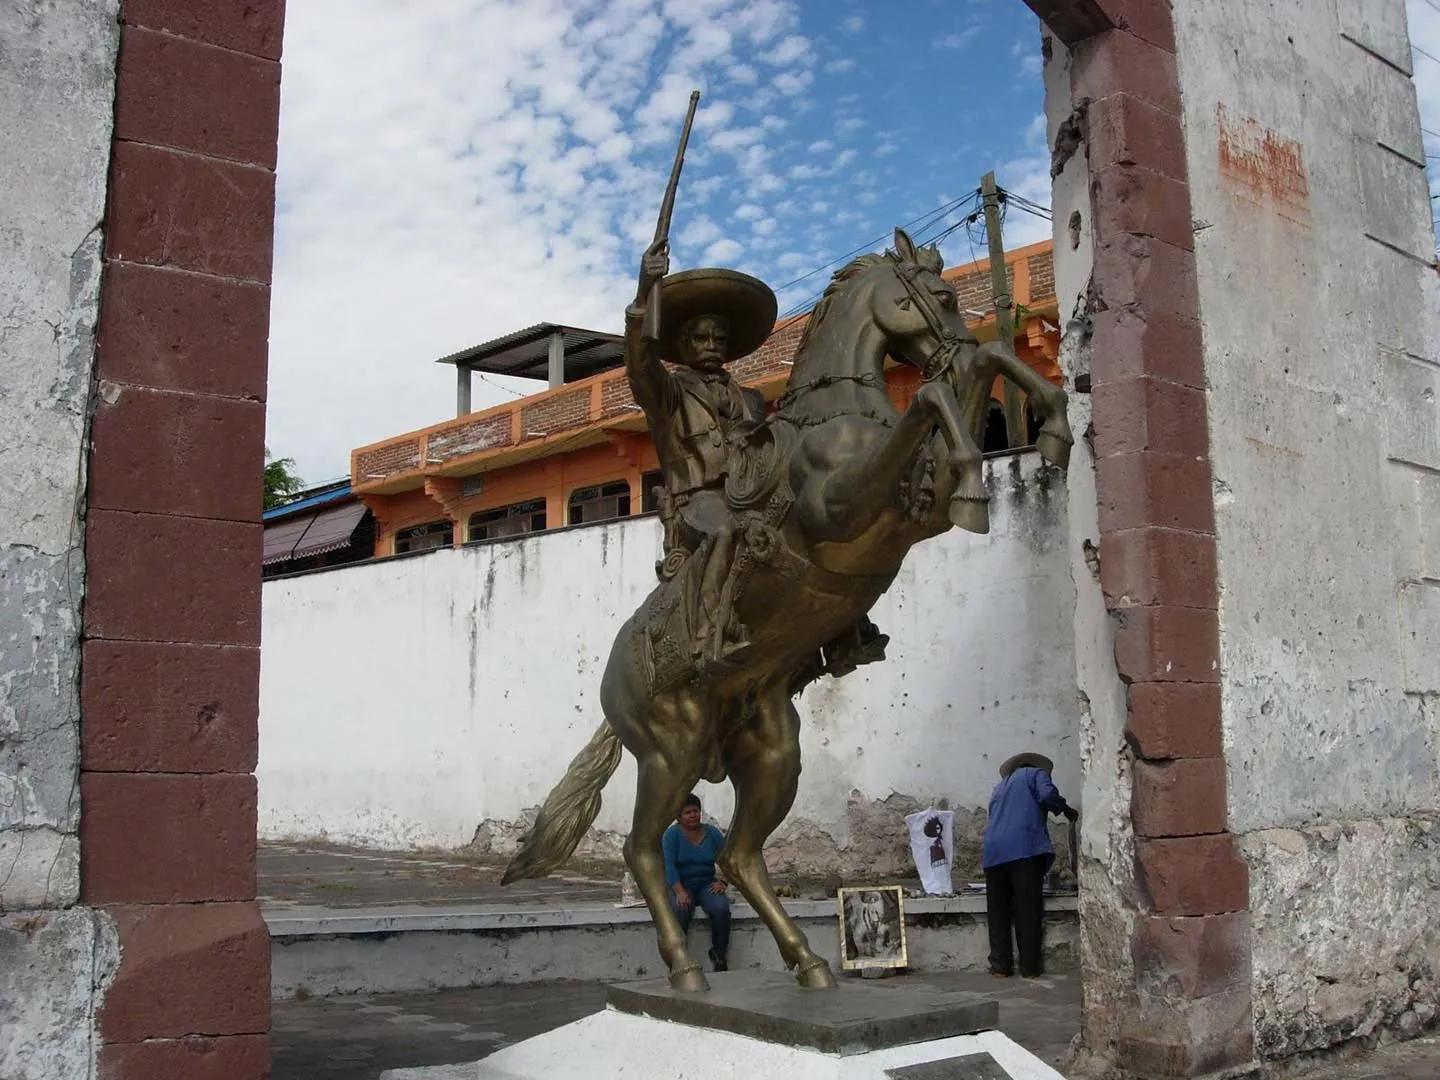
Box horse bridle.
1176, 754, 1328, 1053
893, 260, 970, 382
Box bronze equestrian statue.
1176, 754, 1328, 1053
502, 226, 1073, 992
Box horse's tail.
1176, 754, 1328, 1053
501, 719, 623, 884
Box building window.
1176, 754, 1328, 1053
393, 520, 454, 554
641, 470, 665, 513
469, 499, 547, 542
568, 480, 631, 525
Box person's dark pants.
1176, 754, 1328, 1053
985, 855, 1049, 976
671, 884, 731, 960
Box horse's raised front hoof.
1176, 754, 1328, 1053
795, 958, 838, 989
1035, 429, 1072, 471
948, 494, 991, 535
669, 964, 710, 993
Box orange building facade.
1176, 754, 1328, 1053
351, 240, 1063, 556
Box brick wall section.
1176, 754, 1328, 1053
1028, 251, 1056, 301
356, 438, 421, 478
427, 413, 510, 458
1065, 0, 1253, 1074
82, 3, 283, 1076
521, 386, 591, 439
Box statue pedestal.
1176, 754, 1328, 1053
379, 971, 1066, 1079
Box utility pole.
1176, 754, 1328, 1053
981, 171, 1026, 449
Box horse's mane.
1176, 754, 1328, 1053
795, 243, 945, 357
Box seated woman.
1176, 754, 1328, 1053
662, 793, 730, 972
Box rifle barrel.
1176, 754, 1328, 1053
652, 90, 701, 246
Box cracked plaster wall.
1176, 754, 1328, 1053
1172, 0, 1440, 1057
1041, 30, 1140, 1065
259, 460, 1079, 883
0, 3, 121, 1078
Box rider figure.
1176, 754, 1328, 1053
624, 241, 772, 666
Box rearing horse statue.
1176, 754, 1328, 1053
502, 228, 1072, 992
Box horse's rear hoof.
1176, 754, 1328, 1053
669, 964, 710, 993
796, 959, 838, 989
1036, 430, 1072, 471
949, 494, 990, 535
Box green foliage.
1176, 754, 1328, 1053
264, 447, 304, 510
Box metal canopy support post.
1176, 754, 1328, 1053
548, 331, 565, 388
456, 363, 472, 416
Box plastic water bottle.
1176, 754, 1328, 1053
620, 871, 637, 906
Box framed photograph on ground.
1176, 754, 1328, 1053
836, 885, 908, 970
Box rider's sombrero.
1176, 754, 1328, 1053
657, 268, 777, 363
999, 752, 1054, 779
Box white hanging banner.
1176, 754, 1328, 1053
905, 807, 955, 895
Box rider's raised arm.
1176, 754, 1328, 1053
623, 243, 678, 418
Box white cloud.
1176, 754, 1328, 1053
841, 15, 864, 33
774, 69, 813, 96
735, 203, 765, 220
934, 25, 982, 51
727, 62, 758, 84
790, 162, 826, 180
763, 33, 813, 67
824, 57, 856, 74
703, 237, 745, 262
751, 217, 778, 236
834, 148, 857, 168
808, 138, 834, 152
875, 141, 898, 157
835, 115, 866, 136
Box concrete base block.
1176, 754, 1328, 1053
378, 1000, 1066, 1079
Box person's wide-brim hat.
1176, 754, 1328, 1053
657, 268, 777, 363
999, 752, 1054, 778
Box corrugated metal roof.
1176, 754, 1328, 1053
264, 481, 352, 521
263, 501, 368, 566
436, 323, 625, 382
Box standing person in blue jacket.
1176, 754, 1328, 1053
982, 752, 1078, 978
663, 793, 731, 972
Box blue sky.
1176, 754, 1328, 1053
266, 0, 1440, 483
267, 0, 1054, 481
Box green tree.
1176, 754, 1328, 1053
264, 447, 304, 510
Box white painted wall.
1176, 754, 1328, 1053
1174, 0, 1440, 1057
258, 454, 1078, 877
0, 4, 121, 1079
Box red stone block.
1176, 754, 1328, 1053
89, 386, 264, 522
1126, 682, 1223, 760
96, 262, 269, 399
99, 902, 269, 1042
84, 510, 261, 645
1092, 234, 1199, 321
121, 0, 285, 60
1072, 26, 1181, 116
1087, 92, 1188, 180
101, 1034, 270, 1080
1094, 0, 1177, 52
106, 141, 275, 283
1090, 164, 1194, 252
1131, 912, 1251, 999
1135, 834, 1249, 916
1095, 451, 1215, 535
82, 641, 259, 773
1090, 377, 1209, 460
1113, 605, 1220, 683
1132, 758, 1228, 838
1090, 308, 1206, 390
1100, 527, 1218, 610
115, 27, 280, 167
82, 773, 256, 904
